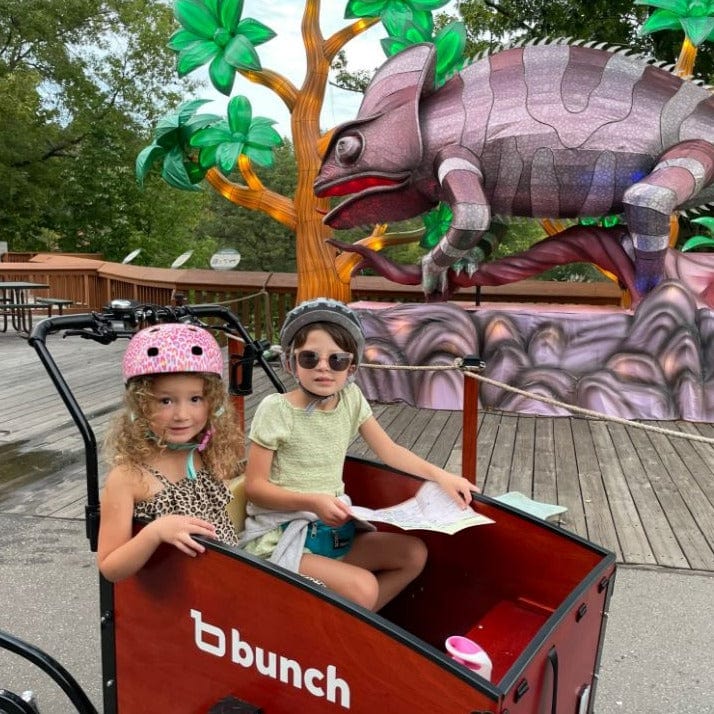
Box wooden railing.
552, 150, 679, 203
0, 253, 625, 343
1, 251, 104, 263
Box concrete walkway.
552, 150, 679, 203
1, 513, 712, 713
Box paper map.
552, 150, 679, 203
350, 481, 494, 535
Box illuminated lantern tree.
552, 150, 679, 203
137, 0, 465, 302
635, 0, 714, 76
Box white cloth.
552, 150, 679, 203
237, 494, 354, 572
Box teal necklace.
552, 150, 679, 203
148, 428, 214, 480
165, 441, 201, 480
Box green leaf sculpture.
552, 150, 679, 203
169, 0, 277, 95
136, 99, 223, 190
636, 0, 714, 46
421, 203, 453, 249
348, 1, 465, 86
345, 0, 452, 21
189, 95, 283, 174
682, 216, 714, 251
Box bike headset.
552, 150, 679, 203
279, 298, 365, 412
122, 322, 225, 479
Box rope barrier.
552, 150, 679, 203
212, 282, 274, 342
213, 289, 267, 308
361, 359, 714, 446
229, 338, 713, 446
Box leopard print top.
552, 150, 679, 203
133, 466, 240, 546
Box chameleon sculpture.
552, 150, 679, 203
314, 42, 714, 299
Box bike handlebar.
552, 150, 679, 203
29, 299, 285, 394
29, 300, 250, 344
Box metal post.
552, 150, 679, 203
461, 374, 478, 485
228, 337, 247, 459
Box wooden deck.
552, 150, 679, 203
1, 330, 713, 572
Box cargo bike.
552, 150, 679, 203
1, 300, 616, 713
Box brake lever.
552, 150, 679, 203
61, 328, 118, 344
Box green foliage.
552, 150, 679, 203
137, 94, 282, 189
538, 264, 608, 281
421, 204, 453, 248
455, 0, 713, 80
49, 118, 211, 264
681, 216, 714, 251
490, 219, 547, 258
380, 234, 429, 268
381, 20, 467, 83
136, 100, 222, 190
458, 0, 650, 51
490, 219, 608, 282
345, 0, 453, 24
0, 0, 206, 256
344, 0, 466, 84
331, 51, 374, 93
190, 96, 282, 171
580, 215, 624, 229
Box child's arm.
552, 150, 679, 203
244, 442, 352, 525
97, 467, 218, 582
359, 416, 476, 507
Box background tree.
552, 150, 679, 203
0, 0, 208, 262
456, 1, 713, 81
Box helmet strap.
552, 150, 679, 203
285, 353, 337, 413
298, 384, 336, 414
146, 428, 214, 481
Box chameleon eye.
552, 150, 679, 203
335, 134, 363, 167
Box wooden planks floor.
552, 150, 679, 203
1, 330, 713, 572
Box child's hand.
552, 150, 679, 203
311, 494, 351, 526
150, 514, 218, 556
436, 473, 478, 508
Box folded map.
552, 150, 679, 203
350, 481, 494, 535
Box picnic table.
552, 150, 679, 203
0, 281, 50, 333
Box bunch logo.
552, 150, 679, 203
191, 609, 351, 709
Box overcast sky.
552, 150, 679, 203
193, 2, 460, 137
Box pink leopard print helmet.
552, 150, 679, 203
122, 323, 223, 383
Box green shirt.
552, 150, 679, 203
243, 383, 373, 559
249, 382, 373, 496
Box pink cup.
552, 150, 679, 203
445, 635, 493, 681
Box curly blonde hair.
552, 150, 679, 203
105, 373, 244, 482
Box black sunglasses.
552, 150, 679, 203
295, 350, 353, 371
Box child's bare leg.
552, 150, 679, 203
344, 532, 427, 611
299, 553, 379, 610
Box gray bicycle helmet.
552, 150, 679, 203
280, 298, 365, 365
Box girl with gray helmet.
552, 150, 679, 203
240, 299, 475, 611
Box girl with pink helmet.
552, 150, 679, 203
97, 323, 244, 582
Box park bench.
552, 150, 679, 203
33, 296, 74, 315
1, 297, 74, 332
1, 303, 35, 333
